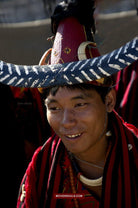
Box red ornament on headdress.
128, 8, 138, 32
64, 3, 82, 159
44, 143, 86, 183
50, 17, 100, 64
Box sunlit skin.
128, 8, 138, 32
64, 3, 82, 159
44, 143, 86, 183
45, 86, 116, 166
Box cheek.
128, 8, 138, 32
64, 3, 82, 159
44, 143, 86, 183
46, 111, 60, 132
85, 105, 107, 132
46, 111, 54, 127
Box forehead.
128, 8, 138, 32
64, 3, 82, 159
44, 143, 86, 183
46, 86, 96, 102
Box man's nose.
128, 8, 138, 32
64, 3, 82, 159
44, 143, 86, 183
61, 109, 76, 129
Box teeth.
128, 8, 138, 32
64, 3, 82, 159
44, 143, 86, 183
66, 133, 81, 138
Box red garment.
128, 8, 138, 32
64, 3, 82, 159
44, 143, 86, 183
17, 111, 138, 208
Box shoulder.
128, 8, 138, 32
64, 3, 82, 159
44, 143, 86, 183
112, 110, 138, 138
26, 134, 61, 177
124, 122, 138, 138
17, 134, 61, 207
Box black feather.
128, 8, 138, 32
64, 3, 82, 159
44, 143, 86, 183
51, 0, 96, 35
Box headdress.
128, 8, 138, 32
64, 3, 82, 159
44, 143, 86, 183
0, 0, 137, 88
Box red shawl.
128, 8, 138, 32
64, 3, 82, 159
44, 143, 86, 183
17, 111, 138, 208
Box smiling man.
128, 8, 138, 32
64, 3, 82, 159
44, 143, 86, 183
45, 84, 116, 199
17, 1, 138, 208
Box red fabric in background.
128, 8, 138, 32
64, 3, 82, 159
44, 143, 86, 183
115, 60, 138, 128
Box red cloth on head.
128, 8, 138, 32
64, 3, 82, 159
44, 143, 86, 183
50, 17, 100, 65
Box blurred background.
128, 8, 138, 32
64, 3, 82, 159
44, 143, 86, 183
0, 0, 137, 207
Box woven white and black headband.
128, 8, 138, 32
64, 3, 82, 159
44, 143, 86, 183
0, 37, 137, 88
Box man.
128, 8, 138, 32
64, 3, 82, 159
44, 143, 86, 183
15, 1, 138, 208
0, 1, 137, 208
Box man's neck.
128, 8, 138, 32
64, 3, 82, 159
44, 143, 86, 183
74, 134, 108, 179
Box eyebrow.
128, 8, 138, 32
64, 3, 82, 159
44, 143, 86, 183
71, 95, 86, 100
45, 94, 88, 105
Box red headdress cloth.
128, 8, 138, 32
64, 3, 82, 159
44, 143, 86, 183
50, 17, 100, 64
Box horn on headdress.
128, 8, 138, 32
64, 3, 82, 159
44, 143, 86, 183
0, 37, 137, 88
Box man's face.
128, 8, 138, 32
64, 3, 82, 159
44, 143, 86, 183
45, 86, 108, 155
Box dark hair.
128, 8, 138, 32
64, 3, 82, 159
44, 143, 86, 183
41, 83, 111, 103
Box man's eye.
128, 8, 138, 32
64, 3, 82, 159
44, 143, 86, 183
48, 106, 61, 111
75, 103, 87, 108
45, 102, 61, 111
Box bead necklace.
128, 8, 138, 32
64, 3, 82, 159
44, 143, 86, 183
69, 165, 79, 208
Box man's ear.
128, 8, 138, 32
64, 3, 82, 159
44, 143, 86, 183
105, 88, 116, 113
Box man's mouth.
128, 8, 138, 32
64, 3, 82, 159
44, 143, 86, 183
65, 133, 82, 140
